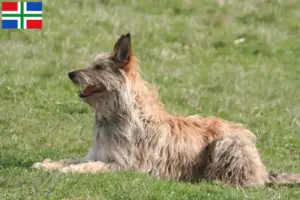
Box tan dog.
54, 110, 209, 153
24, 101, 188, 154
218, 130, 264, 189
33, 33, 300, 187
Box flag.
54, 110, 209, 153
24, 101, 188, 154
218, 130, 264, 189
2, 2, 42, 29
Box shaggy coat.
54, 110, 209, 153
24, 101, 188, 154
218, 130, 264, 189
33, 33, 300, 187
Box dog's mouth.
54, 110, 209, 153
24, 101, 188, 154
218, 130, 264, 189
79, 86, 104, 98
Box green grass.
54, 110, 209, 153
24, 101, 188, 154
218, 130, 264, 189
1, 0, 300, 199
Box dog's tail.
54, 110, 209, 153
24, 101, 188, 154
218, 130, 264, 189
266, 172, 300, 185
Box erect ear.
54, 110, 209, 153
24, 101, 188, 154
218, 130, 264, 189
111, 33, 131, 67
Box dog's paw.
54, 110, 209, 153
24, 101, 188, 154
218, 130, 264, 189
32, 162, 43, 169
31, 159, 51, 169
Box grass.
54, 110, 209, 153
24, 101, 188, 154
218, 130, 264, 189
1, 0, 300, 199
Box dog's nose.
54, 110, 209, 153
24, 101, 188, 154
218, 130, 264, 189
68, 71, 76, 80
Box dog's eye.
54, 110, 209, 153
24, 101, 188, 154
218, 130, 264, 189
94, 64, 103, 70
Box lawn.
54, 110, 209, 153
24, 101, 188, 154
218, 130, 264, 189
0, 0, 300, 199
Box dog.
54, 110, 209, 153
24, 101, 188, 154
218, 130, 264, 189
33, 33, 300, 187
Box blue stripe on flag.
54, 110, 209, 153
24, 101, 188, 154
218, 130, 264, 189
26, 2, 42, 11
2, 20, 18, 29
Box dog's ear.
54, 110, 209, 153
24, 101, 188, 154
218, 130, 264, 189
112, 33, 131, 67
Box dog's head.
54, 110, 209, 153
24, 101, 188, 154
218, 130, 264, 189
68, 33, 133, 109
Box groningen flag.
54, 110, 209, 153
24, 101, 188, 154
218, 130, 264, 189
2, 2, 43, 29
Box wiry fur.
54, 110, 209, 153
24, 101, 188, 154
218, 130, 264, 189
33, 33, 300, 187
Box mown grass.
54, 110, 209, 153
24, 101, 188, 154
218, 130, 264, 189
1, 0, 300, 199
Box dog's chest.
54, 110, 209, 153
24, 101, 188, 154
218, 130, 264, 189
92, 115, 115, 162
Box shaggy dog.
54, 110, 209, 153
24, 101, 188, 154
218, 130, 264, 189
33, 33, 300, 187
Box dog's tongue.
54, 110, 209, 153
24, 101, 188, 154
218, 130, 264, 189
79, 86, 103, 98
82, 87, 95, 95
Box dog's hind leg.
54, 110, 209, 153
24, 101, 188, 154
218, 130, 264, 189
204, 132, 269, 187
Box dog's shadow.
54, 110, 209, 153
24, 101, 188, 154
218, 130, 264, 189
0, 150, 62, 169
0, 156, 35, 169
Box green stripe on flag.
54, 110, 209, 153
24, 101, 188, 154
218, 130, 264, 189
2, 14, 42, 17
20, 2, 24, 29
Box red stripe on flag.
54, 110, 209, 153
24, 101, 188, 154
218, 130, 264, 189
2, 2, 18, 11
26, 20, 43, 29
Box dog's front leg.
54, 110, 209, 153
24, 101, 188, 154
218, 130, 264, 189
59, 161, 120, 174
32, 142, 101, 171
32, 157, 90, 171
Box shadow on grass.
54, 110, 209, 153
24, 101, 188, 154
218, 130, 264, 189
0, 149, 62, 169
0, 156, 36, 169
